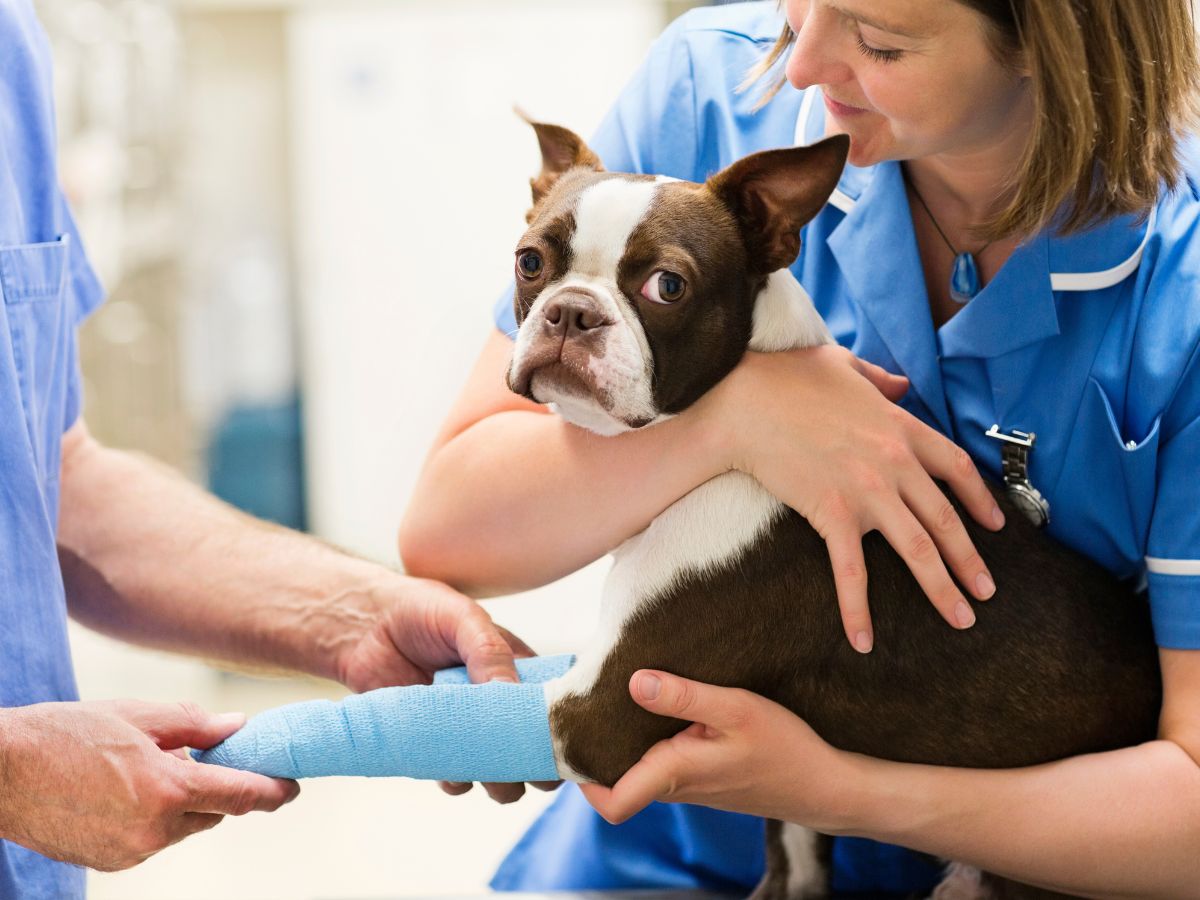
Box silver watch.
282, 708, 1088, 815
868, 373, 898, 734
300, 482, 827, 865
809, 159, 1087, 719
985, 425, 1050, 528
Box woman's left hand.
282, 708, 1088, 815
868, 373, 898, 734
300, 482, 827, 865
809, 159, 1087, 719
579, 670, 861, 830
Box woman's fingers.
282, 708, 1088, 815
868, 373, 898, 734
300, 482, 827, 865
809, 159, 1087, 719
851, 355, 910, 402
901, 478, 996, 602
876, 503, 975, 630
579, 755, 673, 825
914, 424, 1005, 532
822, 526, 874, 653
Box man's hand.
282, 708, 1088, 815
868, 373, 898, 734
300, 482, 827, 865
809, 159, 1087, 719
334, 575, 533, 693
0, 700, 298, 871
333, 574, 556, 803
579, 670, 858, 830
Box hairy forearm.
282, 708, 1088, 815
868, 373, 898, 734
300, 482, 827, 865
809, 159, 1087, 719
399, 407, 725, 596
57, 434, 389, 680
835, 740, 1200, 898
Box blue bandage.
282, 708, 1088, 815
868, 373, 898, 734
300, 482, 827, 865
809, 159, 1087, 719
195, 654, 575, 782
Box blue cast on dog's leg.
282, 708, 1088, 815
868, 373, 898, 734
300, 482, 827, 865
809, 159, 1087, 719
194, 654, 576, 782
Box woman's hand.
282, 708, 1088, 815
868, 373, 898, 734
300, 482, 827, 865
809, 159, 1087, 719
699, 344, 1004, 652
579, 670, 858, 830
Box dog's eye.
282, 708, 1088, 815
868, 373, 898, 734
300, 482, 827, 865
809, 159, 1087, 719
641, 271, 686, 305
516, 250, 544, 279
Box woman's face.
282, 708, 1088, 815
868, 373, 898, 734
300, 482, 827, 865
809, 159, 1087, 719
784, 0, 1032, 168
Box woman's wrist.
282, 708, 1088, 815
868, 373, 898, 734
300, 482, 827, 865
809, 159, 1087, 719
690, 351, 760, 475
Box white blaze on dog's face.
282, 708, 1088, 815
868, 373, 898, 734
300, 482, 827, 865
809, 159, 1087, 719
505, 120, 849, 435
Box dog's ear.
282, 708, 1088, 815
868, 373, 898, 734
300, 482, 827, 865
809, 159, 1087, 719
707, 135, 849, 275
519, 111, 604, 221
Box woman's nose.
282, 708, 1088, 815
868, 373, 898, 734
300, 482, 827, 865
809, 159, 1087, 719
785, 6, 852, 91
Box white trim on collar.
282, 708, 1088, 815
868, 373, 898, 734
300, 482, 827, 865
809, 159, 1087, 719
1146, 556, 1200, 577
792, 91, 1153, 293
795, 88, 856, 213
1048, 207, 1156, 292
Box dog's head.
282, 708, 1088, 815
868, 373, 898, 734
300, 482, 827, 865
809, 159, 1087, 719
506, 119, 848, 435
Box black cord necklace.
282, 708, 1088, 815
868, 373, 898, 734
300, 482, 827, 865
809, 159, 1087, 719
906, 173, 991, 304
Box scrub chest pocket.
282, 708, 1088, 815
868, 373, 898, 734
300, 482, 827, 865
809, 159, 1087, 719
1051, 377, 1162, 577
0, 236, 74, 485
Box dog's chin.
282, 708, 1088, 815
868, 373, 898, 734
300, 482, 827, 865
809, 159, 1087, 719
529, 368, 657, 436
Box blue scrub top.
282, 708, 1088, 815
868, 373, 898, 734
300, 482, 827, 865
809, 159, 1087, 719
0, 2, 106, 896
492, 2, 1200, 894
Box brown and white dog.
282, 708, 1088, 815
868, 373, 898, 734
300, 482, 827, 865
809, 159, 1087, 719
505, 120, 1161, 900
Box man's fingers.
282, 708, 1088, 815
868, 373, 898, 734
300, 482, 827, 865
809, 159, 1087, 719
483, 782, 526, 804
825, 533, 873, 653
438, 780, 474, 796
531, 780, 562, 792
183, 762, 300, 815
114, 700, 246, 751
902, 479, 996, 602
456, 606, 521, 686
167, 812, 225, 845
497, 625, 537, 660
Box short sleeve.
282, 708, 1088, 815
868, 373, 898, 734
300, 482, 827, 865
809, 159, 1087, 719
59, 189, 105, 429
1145, 344, 1200, 649
491, 14, 701, 338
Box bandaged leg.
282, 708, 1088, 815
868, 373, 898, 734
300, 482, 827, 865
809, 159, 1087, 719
194, 654, 575, 782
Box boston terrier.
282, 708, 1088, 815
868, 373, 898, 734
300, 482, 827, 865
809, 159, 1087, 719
505, 119, 1161, 900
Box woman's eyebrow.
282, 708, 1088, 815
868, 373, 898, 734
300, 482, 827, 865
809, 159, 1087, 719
828, 2, 925, 39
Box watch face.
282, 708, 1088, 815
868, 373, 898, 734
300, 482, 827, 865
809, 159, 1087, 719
1006, 483, 1050, 527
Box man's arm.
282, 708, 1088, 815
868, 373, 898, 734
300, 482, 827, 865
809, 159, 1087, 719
56, 420, 522, 690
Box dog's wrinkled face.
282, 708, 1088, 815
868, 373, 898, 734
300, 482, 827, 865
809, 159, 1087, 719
506, 121, 848, 435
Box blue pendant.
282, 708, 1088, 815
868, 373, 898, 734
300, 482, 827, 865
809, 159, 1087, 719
950, 252, 981, 304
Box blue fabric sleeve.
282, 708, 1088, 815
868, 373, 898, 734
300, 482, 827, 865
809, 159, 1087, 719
1146, 342, 1200, 648
195, 654, 575, 781
59, 189, 105, 430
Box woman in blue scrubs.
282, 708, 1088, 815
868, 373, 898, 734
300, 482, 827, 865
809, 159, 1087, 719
401, 0, 1200, 895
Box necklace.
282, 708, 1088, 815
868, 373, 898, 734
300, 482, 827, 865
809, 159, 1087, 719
905, 173, 991, 304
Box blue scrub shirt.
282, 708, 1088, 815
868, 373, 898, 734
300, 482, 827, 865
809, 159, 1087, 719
492, 2, 1200, 894
0, 2, 106, 896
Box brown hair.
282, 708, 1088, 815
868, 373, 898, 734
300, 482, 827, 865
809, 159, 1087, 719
746, 1, 1200, 239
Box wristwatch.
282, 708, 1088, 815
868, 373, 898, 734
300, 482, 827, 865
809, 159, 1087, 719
985, 425, 1051, 528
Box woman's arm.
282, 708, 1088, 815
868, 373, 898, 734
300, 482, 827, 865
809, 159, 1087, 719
582, 651, 1200, 899
400, 331, 1002, 648
398, 331, 733, 596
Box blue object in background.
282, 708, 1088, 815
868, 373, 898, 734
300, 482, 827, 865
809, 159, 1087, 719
206, 393, 307, 531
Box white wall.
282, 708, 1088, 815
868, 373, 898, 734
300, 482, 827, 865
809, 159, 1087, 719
289, 0, 670, 649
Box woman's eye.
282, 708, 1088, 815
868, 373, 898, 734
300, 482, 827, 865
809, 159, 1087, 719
641, 270, 687, 305
856, 34, 902, 63
516, 250, 544, 279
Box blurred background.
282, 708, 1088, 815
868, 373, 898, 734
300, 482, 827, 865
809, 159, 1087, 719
36, 0, 719, 896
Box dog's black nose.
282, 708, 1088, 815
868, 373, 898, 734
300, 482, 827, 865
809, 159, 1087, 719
543, 292, 611, 337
